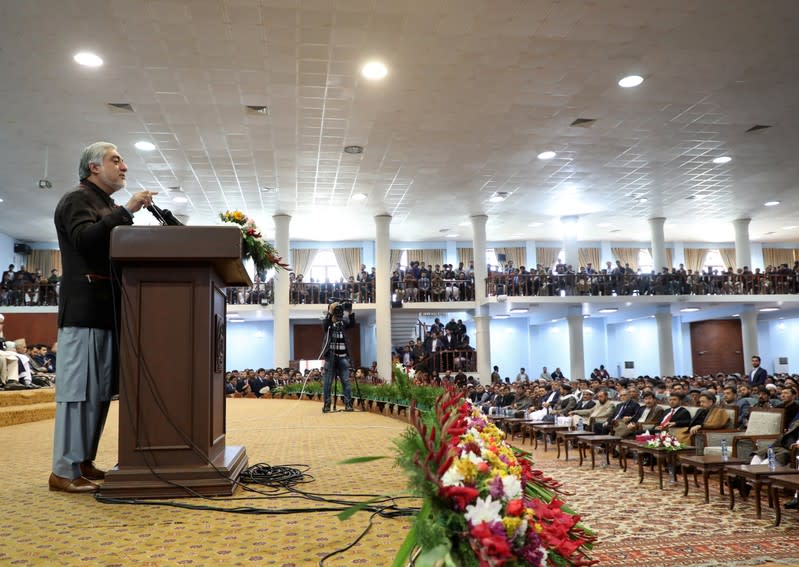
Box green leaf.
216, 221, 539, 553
414, 545, 452, 567
336, 497, 381, 521
337, 455, 388, 465
391, 523, 419, 567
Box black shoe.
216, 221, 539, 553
785, 498, 799, 510
345, 404, 354, 412
740, 482, 751, 498
322, 404, 331, 413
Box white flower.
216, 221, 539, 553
441, 465, 464, 487
465, 452, 484, 466
465, 496, 503, 525
501, 475, 522, 500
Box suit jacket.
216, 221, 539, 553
613, 404, 665, 438
608, 400, 640, 424
749, 367, 768, 387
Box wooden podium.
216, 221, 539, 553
99, 225, 251, 498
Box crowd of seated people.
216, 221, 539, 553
224, 362, 385, 397
0, 321, 56, 390
1, 264, 60, 307
487, 259, 799, 297
394, 317, 476, 374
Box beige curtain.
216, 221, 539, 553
406, 248, 444, 268
536, 247, 560, 269
763, 247, 794, 268
611, 247, 641, 271
28, 250, 62, 276
333, 247, 361, 278
684, 248, 708, 273
578, 247, 600, 270
495, 246, 526, 269
389, 249, 403, 271
289, 249, 317, 277
457, 247, 473, 266
718, 248, 737, 270
665, 248, 673, 270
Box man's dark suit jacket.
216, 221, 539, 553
750, 367, 768, 387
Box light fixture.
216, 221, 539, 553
583, 314, 590, 319
229, 318, 245, 323
446, 233, 459, 238
494, 314, 510, 319
782, 225, 797, 230
712, 156, 732, 164
537, 151, 556, 160
489, 192, 508, 203
764, 200, 781, 207
172, 196, 188, 204
458, 221, 470, 227
509, 307, 528, 314
351, 192, 367, 201
759, 307, 780, 312
74, 51, 103, 67
0, 197, 4, 203
637, 197, 648, 203
680, 307, 701, 313
598, 308, 618, 314
344, 145, 364, 154
618, 75, 644, 88
361, 61, 388, 80
134, 141, 156, 151
731, 313, 739, 317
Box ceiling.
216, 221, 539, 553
1, 0, 799, 246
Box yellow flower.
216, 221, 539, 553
454, 458, 478, 484
502, 516, 523, 538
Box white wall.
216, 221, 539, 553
0, 232, 14, 271
607, 318, 659, 378
226, 321, 274, 370
583, 318, 609, 376
488, 317, 530, 381
759, 318, 799, 374
528, 320, 571, 378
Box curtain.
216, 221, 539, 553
611, 247, 641, 271
333, 247, 361, 278
290, 249, 317, 278
457, 247, 473, 266
762, 248, 794, 268
578, 247, 600, 270
665, 248, 673, 270
28, 250, 62, 276
718, 248, 737, 270
495, 246, 526, 269
406, 248, 444, 268
683, 248, 708, 273
389, 249, 403, 271
536, 247, 559, 269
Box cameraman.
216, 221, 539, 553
320, 301, 355, 412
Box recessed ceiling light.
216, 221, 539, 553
509, 307, 528, 314
528, 222, 542, 227
489, 192, 508, 203
680, 307, 701, 313
618, 75, 644, 88
344, 145, 364, 154
0, 198, 4, 203
351, 192, 367, 201
637, 197, 648, 203
598, 308, 618, 314
764, 200, 781, 207
759, 307, 780, 312
458, 221, 470, 227
74, 51, 103, 67
494, 314, 510, 319
712, 156, 732, 164
172, 196, 188, 204
537, 151, 556, 160
229, 318, 245, 323
134, 141, 156, 151
446, 233, 459, 238
731, 313, 739, 317
583, 314, 590, 319
361, 61, 388, 80
783, 225, 798, 230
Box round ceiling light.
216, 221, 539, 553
537, 151, 556, 160
351, 192, 367, 201
134, 141, 156, 151
74, 51, 104, 67
712, 156, 732, 164
618, 75, 644, 88
361, 61, 388, 80
764, 200, 781, 207
172, 196, 188, 204
344, 145, 364, 154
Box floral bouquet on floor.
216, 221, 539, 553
394, 387, 596, 566
644, 431, 684, 451
219, 210, 289, 273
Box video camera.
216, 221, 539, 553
329, 298, 353, 318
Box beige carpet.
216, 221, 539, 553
1, 398, 798, 566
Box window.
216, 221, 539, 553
638, 249, 653, 273
703, 249, 724, 273
486, 248, 500, 271
308, 249, 344, 283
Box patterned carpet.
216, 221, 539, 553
0, 398, 797, 566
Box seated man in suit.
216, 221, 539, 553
655, 392, 692, 437
569, 389, 612, 430
614, 390, 666, 438
550, 383, 579, 416
685, 391, 732, 445
594, 387, 639, 434
722, 385, 750, 429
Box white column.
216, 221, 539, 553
273, 214, 291, 367
374, 215, 392, 383
734, 218, 752, 270
655, 305, 675, 377
649, 217, 667, 271
474, 314, 491, 384
740, 305, 759, 372
471, 215, 491, 381
525, 240, 537, 268
672, 241, 686, 268
567, 306, 584, 381
561, 215, 579, 267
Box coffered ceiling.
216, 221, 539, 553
1, 0, 798, 245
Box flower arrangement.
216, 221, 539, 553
644, 431, 684, 451
219, 210, 289, 273
394, 387, 596, 566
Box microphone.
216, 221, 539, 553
147, 202, 184, 226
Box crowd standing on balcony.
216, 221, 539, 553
0, 264, 60, 306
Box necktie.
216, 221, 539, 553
615, 402, 627, 420
660, 408, 675, 427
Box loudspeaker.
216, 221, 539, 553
14, 243, 32, 255
391, 300, 403, 308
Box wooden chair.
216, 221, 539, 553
698, 407, 784, 458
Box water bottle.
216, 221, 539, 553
577, 418, 584, 432
720, 439, 729, 461
767, 447, 776, 471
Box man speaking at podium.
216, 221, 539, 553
49, 141, 155, 493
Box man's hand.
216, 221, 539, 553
126, 190, 158, 213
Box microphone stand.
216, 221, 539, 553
147, 202, 184, 226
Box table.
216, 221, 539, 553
678, 454, 747, 503
621, 441, 695, 489
576, 435, 621, 469
723, 464, 797, 518
555, 430, 593, 460
767, 474, 799, 526
531, 424, 570, 451
519, 421, 548, 445
501, 417, 533, 441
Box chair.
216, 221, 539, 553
697, 407, 785, 458
690, 405, 739, 454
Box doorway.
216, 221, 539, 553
690, 319, 744, 376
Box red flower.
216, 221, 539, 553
469, 523, 512, 564
505, 499, 524, 517
439, 485, 479, 511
